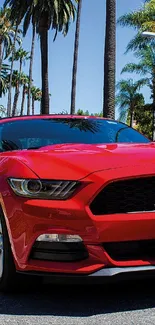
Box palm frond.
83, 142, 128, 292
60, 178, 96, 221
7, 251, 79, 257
118, 109, 128, 123
125, 32, 153, 53
0, 63, 10, 97
4, 0, 77, 40
116, 77, 145, 123
121, 63, 149, 75
0, 7, 22, 60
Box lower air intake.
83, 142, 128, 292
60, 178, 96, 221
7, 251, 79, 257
30, 241, 89, 262
103, 239, 155, 261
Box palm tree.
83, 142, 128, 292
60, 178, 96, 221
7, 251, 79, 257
117, 0, 155, 53
9, 47, 29, 115
10, 70, 27, 116
31, 86, 42, 115
3, 4, 25, 118
121, 45, 155, 139
70, 0, 82, 115
103, 0, 116, 119
10, 70, 21, 116
0, 7, 21, 71
5, 0, 77, 115
0, 105, 6, 117
6, 24, 22, 117
20, 74, 29, 115
10, 47, 30, 74
0, 62, 9, 97
116, 79, 146, 127
27, 23, 36, 115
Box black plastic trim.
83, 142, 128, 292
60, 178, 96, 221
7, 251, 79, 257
103, 239, 155, 261
30, 241, 89, 262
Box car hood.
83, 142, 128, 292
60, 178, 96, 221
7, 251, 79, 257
3, 142, 155, 180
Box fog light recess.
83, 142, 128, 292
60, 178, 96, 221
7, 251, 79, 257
36, 234, 83, 243
31, 234, 88, 262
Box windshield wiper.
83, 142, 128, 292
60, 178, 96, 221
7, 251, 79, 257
1, 139, 20, 151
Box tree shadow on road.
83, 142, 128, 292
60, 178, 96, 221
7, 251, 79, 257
0, 277, 155, 317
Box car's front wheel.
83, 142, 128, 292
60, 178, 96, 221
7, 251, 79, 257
0, 209, 17, 292
0, 209, 43, 293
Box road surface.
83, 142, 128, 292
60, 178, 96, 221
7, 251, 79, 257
0, 277, 155, 324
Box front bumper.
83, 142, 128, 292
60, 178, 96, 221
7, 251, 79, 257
3, 165, 155, 276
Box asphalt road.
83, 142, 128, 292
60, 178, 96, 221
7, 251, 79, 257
0, 277, 155, 324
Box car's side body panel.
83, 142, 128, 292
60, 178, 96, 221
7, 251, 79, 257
0, 152, 155, 275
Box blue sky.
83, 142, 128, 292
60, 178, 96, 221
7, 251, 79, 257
1, 0, 150, 117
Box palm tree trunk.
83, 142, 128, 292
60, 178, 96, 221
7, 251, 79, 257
12, 57, 23, 116
70, 0, 82, 115
0, 41, 5, 77
20, 85, 26, 115
12, 85, 20, 116
19, 57, 22, 75
103, 0, 116, 119
12, 58, 22, 116
130, 109, 134, 128
27, 24, 36, 115
32, 96, 35, 115
7, 23, 19, 117
0, 39, 2, 73
39, 18, 49, 115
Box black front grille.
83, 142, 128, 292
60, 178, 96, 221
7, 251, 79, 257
90, 177, 155, 215
103, 240, 155, 261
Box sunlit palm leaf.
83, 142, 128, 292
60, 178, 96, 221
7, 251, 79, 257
0, 63, 10, 97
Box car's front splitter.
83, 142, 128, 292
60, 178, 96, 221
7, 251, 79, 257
16, 264, 155, 285
89, 265, 155, 276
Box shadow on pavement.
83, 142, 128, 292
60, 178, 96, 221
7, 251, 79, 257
0, 277, 155, 317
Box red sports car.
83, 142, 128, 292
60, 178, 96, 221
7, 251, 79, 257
0, 114, 155, 291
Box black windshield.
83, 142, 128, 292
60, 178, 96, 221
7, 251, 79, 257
0, 118, 150, 151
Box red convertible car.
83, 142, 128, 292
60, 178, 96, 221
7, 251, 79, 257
0, 114, 155, 291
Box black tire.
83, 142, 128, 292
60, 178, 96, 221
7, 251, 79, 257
0, 208, 17, 292
0, 208, 43, 293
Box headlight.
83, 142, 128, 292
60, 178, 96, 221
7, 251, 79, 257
8, 178, 79, 200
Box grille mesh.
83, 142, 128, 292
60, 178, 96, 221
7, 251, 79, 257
90, 177, 155, 215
